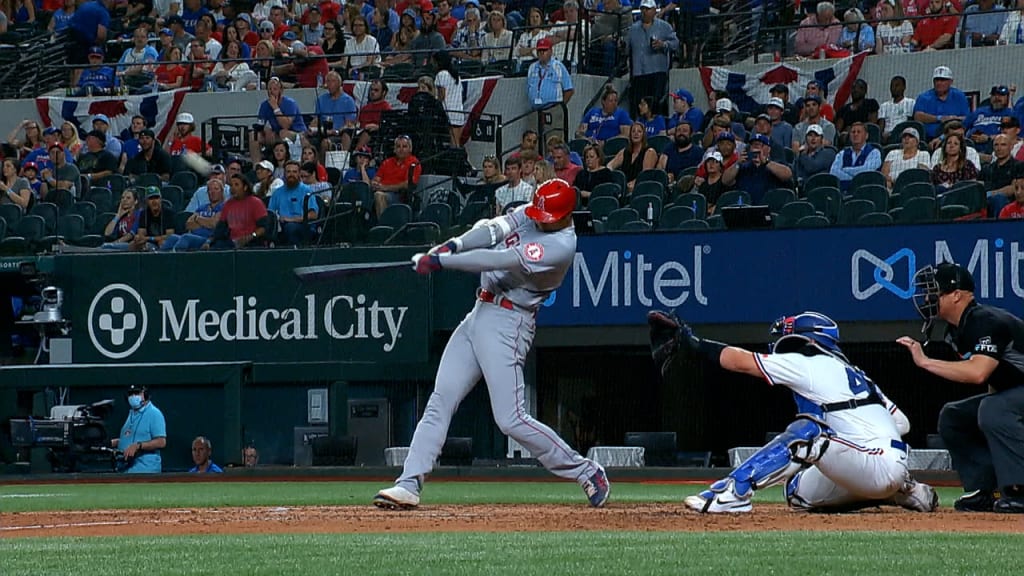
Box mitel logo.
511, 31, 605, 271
852, 238, 1024, 301
88, 283, 149, 359
87, 285, 408, 359
571, 246, 709, 308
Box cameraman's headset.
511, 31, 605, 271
127, 385, 150, 402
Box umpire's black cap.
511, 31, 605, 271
934, 262, 975, 294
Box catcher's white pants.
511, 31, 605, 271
790, 436, 910, 507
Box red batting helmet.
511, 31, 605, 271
525, 178, 575, 223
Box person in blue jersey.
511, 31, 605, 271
112, 385, 167, 474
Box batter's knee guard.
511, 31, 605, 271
727, 415, 832, 497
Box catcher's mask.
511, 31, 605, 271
912, 262, 975, 333
770, 311, 841, 354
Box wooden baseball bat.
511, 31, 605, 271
293, 260, 410, 282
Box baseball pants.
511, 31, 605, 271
789, 436, 910, 507
938, 385, 1024, 492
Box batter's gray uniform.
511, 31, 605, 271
394, 205, 601, 493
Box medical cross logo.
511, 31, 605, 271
88, 283, 148, 359
851, 248, 916, 300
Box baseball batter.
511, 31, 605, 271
649, 310, 937, 513
374, 179, 610, 509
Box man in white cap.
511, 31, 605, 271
765, 97, 794, 153
913, 65, 969, 141
700, 96, 746, 148
624, 0, 679, 117
794, 124, 837, 186
167, 112, 205, 156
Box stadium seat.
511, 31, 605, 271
0, 214, 44, 253
839, 198, 876, 225
590, 182, 622, 202
940, 181, 986, 216
775, 201, 817, 228
677, 219, 710, 230
898, 182, 936, 207
849, 171, 887, 196
366, 203, 412, 244
569, 138, 589, 156
135, 173, 162, 189
503, 200, 528, 215
647, 135, 671, 155
617, 220, 652, 232
0, 203, 23, 230
857, 211, 894, 225
939, 204, 971, 220
803, 172, 840, 195
604, 207, 640, 232
632, 180, 665, 201
602, 136, 629, 159
763, 188, 796, 213
795, 214, 831, 228
43, 214, 86, 247
675, 192, 707, 220
589, 196, 620, 221
636, 168, 669, 190
162, 185, 185, 211
174, 211, 193, 235
419, 203, 453, 229
30, 202, 59, 235
628, 194, 662, 224
893, 168, 932, 194
712, 190, 750, 214
87, 187, 114, 213
864, 123, 883, 145
657, 205, 696, 230
92, 212, 116, 237
706, 214, 724, 229
44, 188, 75, 214
170, 171, 198, 197
805, 186, 841, 222
899, 196, 937, 222
610, 169, 628, 193
456, 201, 493, 227
852, 184, 890, 213
326, 167, 342, 187
94, 174, 126, 195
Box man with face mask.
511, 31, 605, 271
112, 385, 167, 473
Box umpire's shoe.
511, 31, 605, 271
994, 496, 1024, 513
953, 489, 995, 512
373, 485, 420, 510
581, 465, 611, 508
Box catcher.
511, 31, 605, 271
648, 309, 938, 514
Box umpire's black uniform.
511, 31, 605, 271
939, 300, 1024, 503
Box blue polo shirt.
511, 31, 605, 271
69, 0, 110, 44
580, 106, 632, 141
913, 87, 970, 139
118, 402, 166, 474
22, 148, 74, 173
527, 58, 574, 110
316, 91, 359, 128
269, 183, 315, 219
258, 96, 307, 134
189, 461, 224, 473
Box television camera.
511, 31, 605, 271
9, 400, 121, 472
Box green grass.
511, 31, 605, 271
1, 532, 1021, 576
0, 481, 970, 513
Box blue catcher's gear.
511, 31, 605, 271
770, 311, 841, 354
684, 415, 832, 513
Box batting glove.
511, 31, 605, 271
411, 252, 442, 275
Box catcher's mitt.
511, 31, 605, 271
648, 310, 683, 373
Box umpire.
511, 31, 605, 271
897, 262, 1024, 513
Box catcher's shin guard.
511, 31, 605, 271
728, 415, 832, 496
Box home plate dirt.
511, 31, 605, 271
2, 504, 1020, 537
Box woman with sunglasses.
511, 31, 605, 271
7, 120, 44, 159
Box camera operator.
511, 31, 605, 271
111, 385, 166, 474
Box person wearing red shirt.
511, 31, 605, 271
235, 17, 260, 47
372, 135, 422, 216
269, 6, 291, 40
999, 167, 1024, 219
319, 0, 341, 24
910, 0, 959, 51
166, 113, 206, 156
435, 0, 458, 45
358, 79, 393, 131
217, 173, 270, 247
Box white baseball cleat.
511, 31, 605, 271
893, 480, 939, 512
373, 486, 420, 510
684, 478, 753, 514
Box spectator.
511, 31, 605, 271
223, 25, 253, 59
479, 155, 506, 186
878, 75, 916, 140
44, 143, 80, 197
125, 129, 173, 181
268, 142, 290, 180
433, 51, 466, 146
343, 149, 376, 184
837, 8, 875, 52
195, 17, 223, 60
301, 160, 333, 201
77, 46, 116, 96
60, 121, 83, 160
188, 436, 223, 473
215, 173, 269, 249
0, 159, 32, 210
657, 121, 704, 188
795, 81, 835, 123
765, 97, 794, 154
6, 120, 43, 161
300, 146, 328, 182
607, 122, 658, 194
574, 144, 615, 202
130, 187, 177, 251
322, 20, 347, 68
963, 0, 1007, 47
482, 10, 512, 63
269, 160, 316, 245
406, 75, 452, 163
493, 155, 534, 213
250, 39, 278, 84
876, 0, 914, 55
451, 6, 485, 61
117, 28, 160, 92
370, 6, 394, 54
930, 121, 982, 170
302, 6, 325, 45
637, 96, 666, 137
998, 164, 1024, 218
577, 85, 631, 143
767, 83, 801, 127
101, 189, 141, 248
1000, 0, 1024, 45
23, 126, 66, 174
792, 96, 837, 151
512, 129, 539, 159
518, 149, 540, 186
358, 79, 392, 132
78, 130, 119, 183
830, 122, 882, 193
434, 0, 457, 44
697, 151, 730, 216
91, 115, 123, 160
384, 9, 419, 67
725, 133, 793, 205
112, 385, 166, 474
156, 27, 175, 59
21, 163, 46, 200
258, 77, 307, 141
371, 135, 421, 216
118, 116, 147, 168
67, 0, 113, 86
551, 143, 581, 183
409, 9, 446, 67
700, 98, 747, 147
909, 0, 957, 51
266, 5, 289, 39
545, 134, 582, 166
526, 37, 574, 113
163, 179, 226, 251
314, 71, 358, 138
795, 1, 841, 57
49, 0, 76, 35
981, 134, 1018, 216
966, 85, 1013, 158
209, 41, 259, 91
589, 0, 630, 76
346, 15, 381, 74
155, 45, 189, 91
243, 445, 260, 467
932, 132, 979, 190
252, 160, 280, 201
1004, 117, 1024, 160
667, 89, 704, 138
187, 37, 215, 91
624, 0, 678, 118
180, 0, 208, 35
167, 15, 196, 54
515, 7, 549, 70
532, 159, 556, 188
186, 164, 230, 211
835, 80, 880, 137
794, 124, 838, 187
166, 112, 205, 156
882, 127, 931, 189
549, 0, 580, 65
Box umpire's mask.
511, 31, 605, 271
913, 262, 975, 333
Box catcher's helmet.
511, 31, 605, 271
525, 178, 575, 223
770, 311, 841, 354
